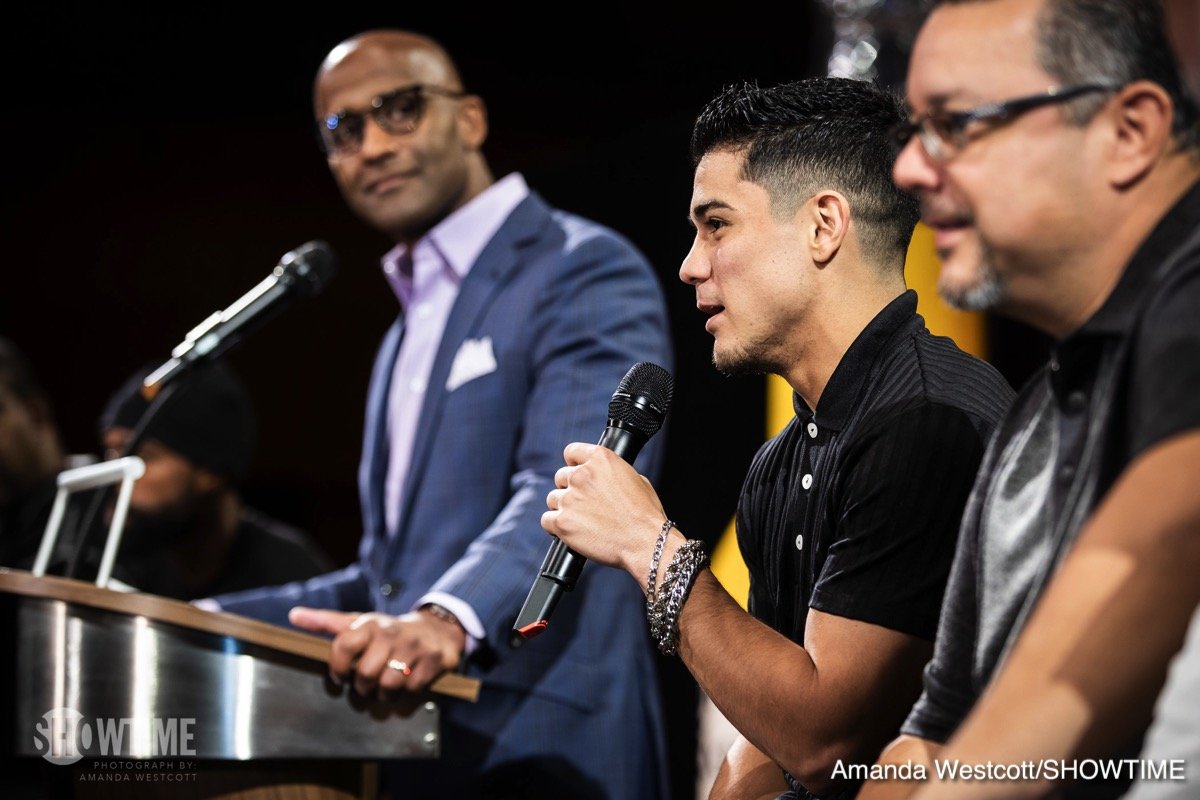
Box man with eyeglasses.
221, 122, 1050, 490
543, 77, 1013, 800
859, 2, 1200, 798
203, 29, 673, 799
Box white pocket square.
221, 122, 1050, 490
446, 336, 498, 392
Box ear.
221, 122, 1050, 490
805, 190, 851, 265
458, 95, 489, 149
1102, 80, 1175, 188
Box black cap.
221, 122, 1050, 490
99, 361, 257, 482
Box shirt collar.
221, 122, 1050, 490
379, 172, 531, 307
794, 289, 920, 432
1077, 179, 1200, 337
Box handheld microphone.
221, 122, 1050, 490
140, 240, 338, 399
512, 361, 674, 644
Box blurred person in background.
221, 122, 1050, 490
96, 361, 334, 600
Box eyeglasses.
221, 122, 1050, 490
317, 84, 467, 157
891, 83, 1119, 162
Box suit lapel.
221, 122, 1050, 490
390, 194, 551, 545
362, 316, 404, 543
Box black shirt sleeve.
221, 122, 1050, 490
810, 401, 988, 641
900, 496, 983, 744
1129, 262, 1200, 456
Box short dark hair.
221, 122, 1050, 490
936, 0, 1200, 151
690, 77, 921, 269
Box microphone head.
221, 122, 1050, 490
608, 361, 673, 438
279, 240, 338, 297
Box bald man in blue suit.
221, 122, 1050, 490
207, 29, 673, 800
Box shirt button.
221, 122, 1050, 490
383, 262, 396, 275
794, 535, 804, 551
380, 580, 402, 597
415, 303, 433, 319
1066, 391, 1087, 413
1059, 463, 1076, 482
807, 423, 819, 439
801, 474, 813, 490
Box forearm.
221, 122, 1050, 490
913, 579, 1197, 800
676, 570, 825, 775
913, 432, 1200, 799
708, 735, 790, 800
210, 564, 368, 627
858, 736, 941, 800
428, 478, 549, 651
662, 546, 891, 795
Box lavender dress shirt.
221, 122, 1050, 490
378, 172, 530, 645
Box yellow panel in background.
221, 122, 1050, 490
709, 223, 986, 609
905, 223, 986, 359
709, 519, 751, 609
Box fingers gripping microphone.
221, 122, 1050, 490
512, 361, 674, 644
140, 241, 338, 399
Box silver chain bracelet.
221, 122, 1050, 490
646, 519, 675, 604
646, 538, 709, 656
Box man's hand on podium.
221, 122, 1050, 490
289, 607, 466, 699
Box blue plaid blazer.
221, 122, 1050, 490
215, 192, 673, 799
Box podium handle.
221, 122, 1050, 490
430, 673, 480, 702
342, 658, 481, 703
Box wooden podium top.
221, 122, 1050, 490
0, 568, 479, 702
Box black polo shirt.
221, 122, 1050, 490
903, 182, 1200, 799
737, 289, 1014, 650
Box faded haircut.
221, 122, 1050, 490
691, 78, 921, 269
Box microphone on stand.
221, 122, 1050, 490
64, 240, 338, 581
511, 361, 674, 645
141, 240, 338, 399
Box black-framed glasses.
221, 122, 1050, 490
891, 83, 1119, 162
317, 84, 467, 157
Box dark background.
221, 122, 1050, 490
7, 4, 844, 561
5, 3, 1048, 797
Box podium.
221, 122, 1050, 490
0, 568, 480, 798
